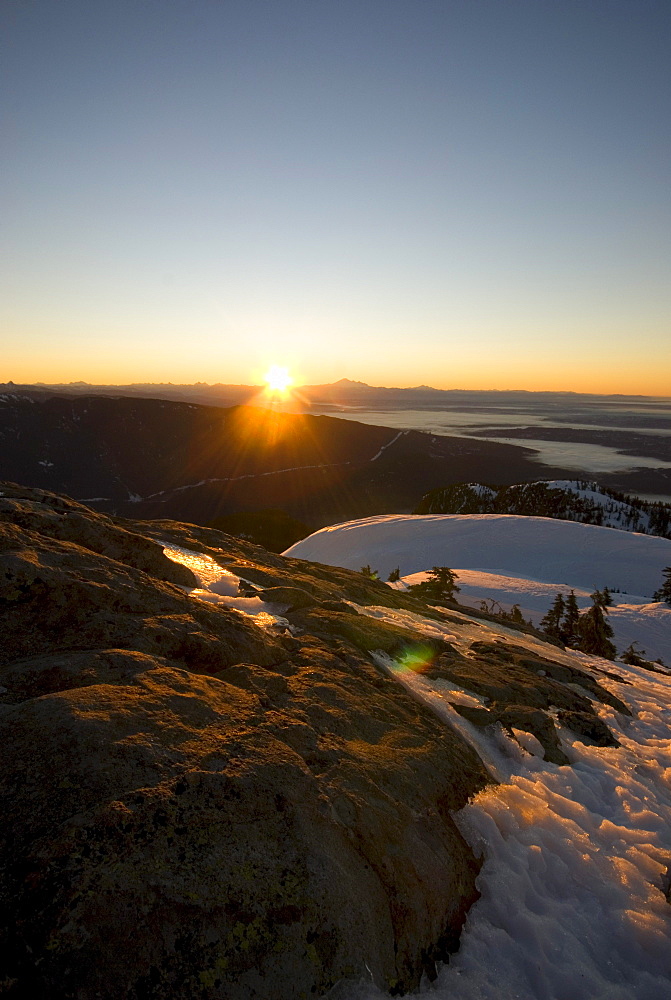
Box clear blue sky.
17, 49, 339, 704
3, 0, 670, 391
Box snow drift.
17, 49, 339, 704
284, 514, 671, 599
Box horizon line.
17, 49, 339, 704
3, 379, 670, 401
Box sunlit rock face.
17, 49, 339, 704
0, 482, 197, 587
0, 483, 650, 999
0, 483, 491, 998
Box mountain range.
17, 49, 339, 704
4, 378, 669, 413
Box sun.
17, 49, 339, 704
264, 365, 293, 395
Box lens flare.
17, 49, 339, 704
390, 644, 437, 675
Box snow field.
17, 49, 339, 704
283, 513, 671, 598
361, 613, 671, 1000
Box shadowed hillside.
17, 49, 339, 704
0, 392, 576, 529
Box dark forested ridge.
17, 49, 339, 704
0, 392, 578, 529
415, 480, 671, 538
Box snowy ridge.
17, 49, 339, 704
284, 513, 671, 599
415, 479, 671, 538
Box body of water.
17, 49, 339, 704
320, 406, 671, 491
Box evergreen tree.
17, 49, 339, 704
560, 591, 581, 647
409, 566, 460, 602
430, 566, 460, 600
387, 567, 400, 582
577, 599, 616, 660
653, 567, 671, 606
507, 604, 526, 625
590, 587, 613, 608
540, 592, 565, 639
621, 642, 648, 667
360, 565, 378, 580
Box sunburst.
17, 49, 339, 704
264, 365, 293, 395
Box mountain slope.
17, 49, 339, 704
3, 484, 671, 998
0, 392, 572, 528
415, 479, 671, 538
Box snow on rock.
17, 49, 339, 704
412, 568, 671, 665
348, 619, 671, 1000
161, 542, 291, 629
286, 509, 671, 997
434, 657, 671, 1000
166, 528, 671, 999
284, 514, 671, 599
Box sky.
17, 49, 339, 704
2, 0, 670, 393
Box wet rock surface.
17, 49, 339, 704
0, 484, 629, 998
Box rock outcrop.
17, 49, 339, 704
0, 483, 629, 998
0, 484, 493, 998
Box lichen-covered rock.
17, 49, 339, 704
0, 485, 491, 999
428, 639, 629, 717
0, 482, 196, 587
1, 484, 627, 997
257, 585, 321, 610
438, 640, 625, 764
0, 521, 281, 671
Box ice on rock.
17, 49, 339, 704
161, 543, 289, 628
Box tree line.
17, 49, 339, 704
540, 589, 616, 659
361, 563, 671, 664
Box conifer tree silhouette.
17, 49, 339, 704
561, 591, 581, 647
577, 599, 616, 660
540, 592, 565, 640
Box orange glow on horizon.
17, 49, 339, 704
2, 360, 670, 398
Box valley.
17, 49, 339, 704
0, 391, 582, 530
